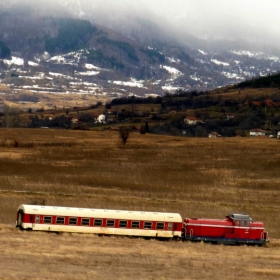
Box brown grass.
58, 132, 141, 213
0, 227, 279, 280
0, 128, 280, 279
209, 86, 280, 100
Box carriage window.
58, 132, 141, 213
236, 221, 240, 226
36, 216, 40, 223
56, 217, 65, 224
241, 221, 244, 226
119, 221, 127, 228
131, 221, 140, 228
168, 223, 172, 230
44, 216, 52, 223
69, 218, 77, 225
94, 219, 102, 226
82, 218, 90, 226
106, 220, 115, 227
156, 222, 164, 230
144, 222, 152, 229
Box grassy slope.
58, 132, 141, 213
0, 127, 280, 279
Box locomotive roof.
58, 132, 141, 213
227, 213, 252, 221
18, 204, 182, 223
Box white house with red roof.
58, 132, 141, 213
249, 128, 266, 137
184, 116, 202, 125
208, 131, 222, 138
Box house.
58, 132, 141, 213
249, 128, 266, 137
96, 114, 106, 124
224, 113, 235, 120
106, 109, 117, 115
93, 114, 100, 122
107, 115, 118, 123
20, 118, 32, 127
71, 117, 81, 124
208, 131, 221, 138
184, 116, 202, 125
131, 126, 141, 131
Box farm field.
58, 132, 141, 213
0, 128, 280, 279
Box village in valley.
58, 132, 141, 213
1, 72, 280, 139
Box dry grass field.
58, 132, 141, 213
0, 128, 280, 279
209, 86, 280, 100
3, 92, 110, 111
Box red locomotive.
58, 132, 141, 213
182, 213, 268, 245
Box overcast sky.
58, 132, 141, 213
144, 0, 280, 40
79, 0, 280, 46
3, 0, 280, 47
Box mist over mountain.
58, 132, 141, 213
2, 0, 280, 54
0, 0, 280, 99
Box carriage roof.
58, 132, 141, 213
18, 204, 182, 223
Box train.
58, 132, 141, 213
16, 204, 269, 245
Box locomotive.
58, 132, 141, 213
16, 204, 268, 245
182, 213, 268, 245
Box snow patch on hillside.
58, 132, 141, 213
161, 85, 180, 92
49, 72, 74, 79
222, 72, 243, 80
167, 57, 180, 63
198, 50, 207, 55
77, 71, 100, 76
160, 65, 183, 81
3, 57, 24, 66
84, 63, 102, 70
110, 78, 146, 88
211, 59, 230, 66
28, 61, 39, 67
230, 50, 280, 62
190, 74, 201, 81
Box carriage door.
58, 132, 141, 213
173, 223, 178, 232
30, 215, 35, 228
17, 211, 23, 227
168, 223, 173, 232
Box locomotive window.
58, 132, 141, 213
94, 219, 102, 226
82, 218, 90, 226
69, 218, 77, 225
156, 222, 164, 230
236, 221, 240, 226
119, 220, 127, 228
144, 222, 152, 229
56, 217, 65, 224
106, 220, 115, 227
131, 221, 140, 228
43, 216, 52, 223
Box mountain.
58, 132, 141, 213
0, 2, 280, 103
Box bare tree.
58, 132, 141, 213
4, 105, 20, 127
119, 126, 130, 145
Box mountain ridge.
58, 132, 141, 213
0, 3, 280, 100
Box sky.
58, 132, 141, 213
78, 0, 280, 48
2, 0, 280, 49
149, 0, 280, 41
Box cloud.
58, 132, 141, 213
3, 0, 280, 49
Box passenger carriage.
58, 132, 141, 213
182, 213, 268, 245
16, 204, 182, 239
